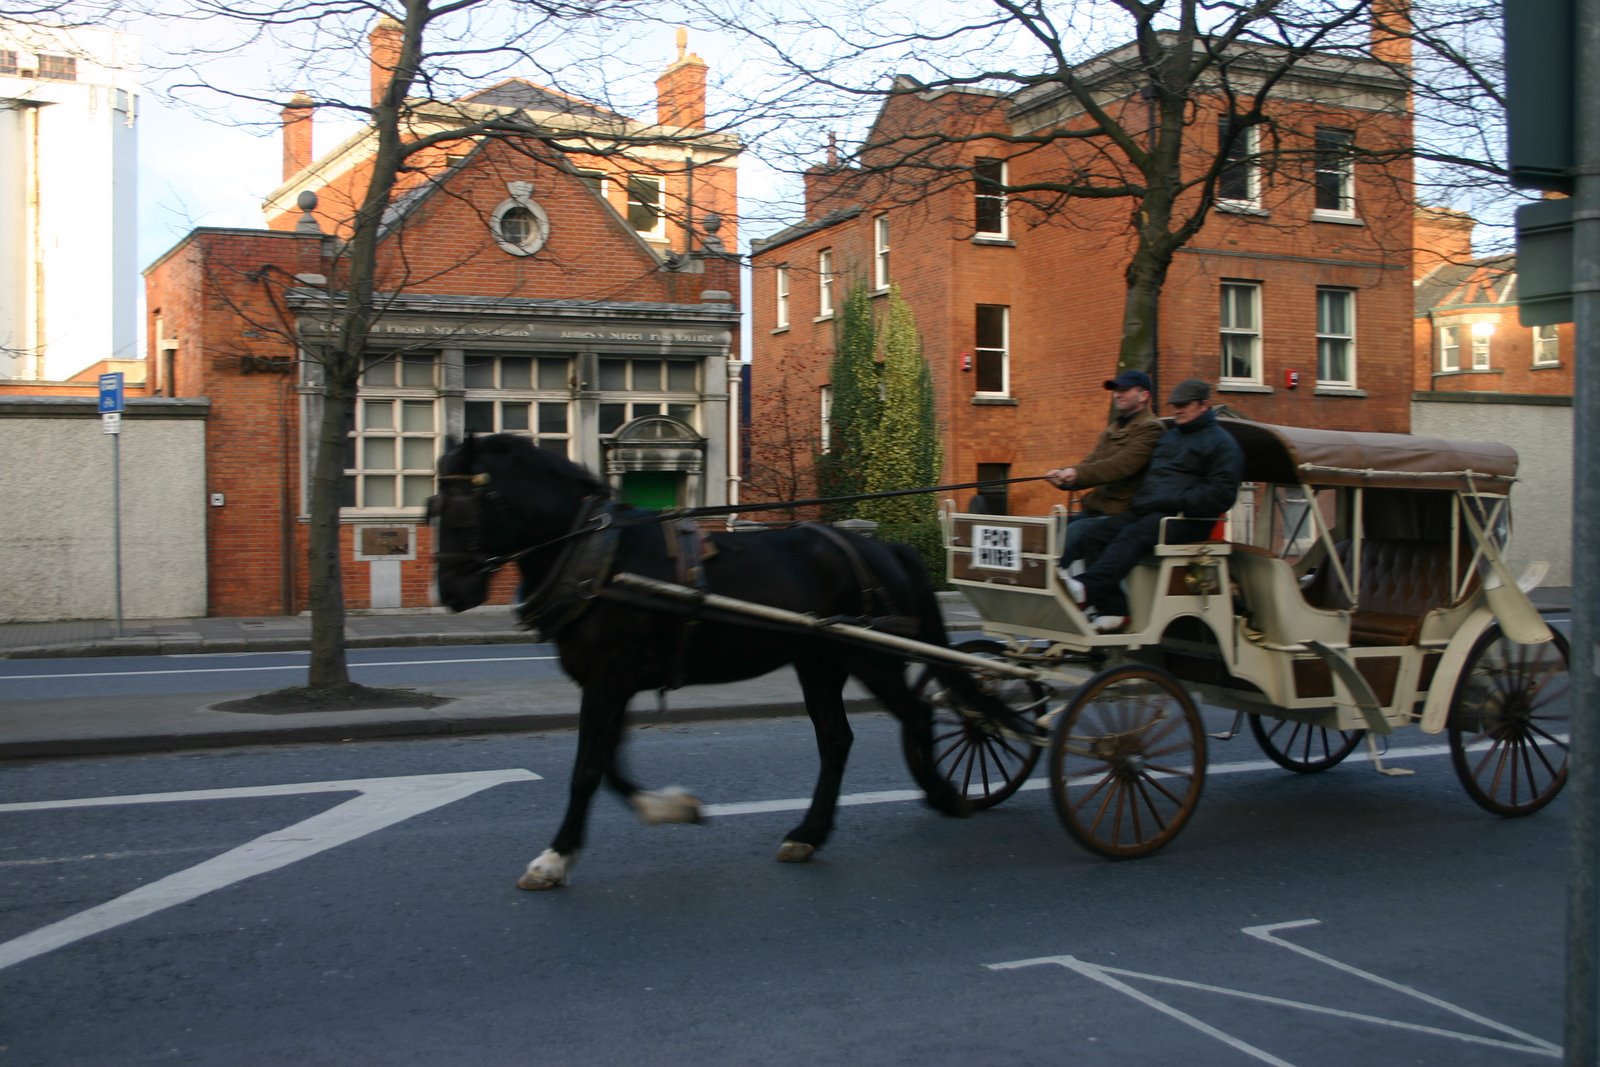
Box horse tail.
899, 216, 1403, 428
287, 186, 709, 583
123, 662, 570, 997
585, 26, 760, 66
883, 543, 1042, 740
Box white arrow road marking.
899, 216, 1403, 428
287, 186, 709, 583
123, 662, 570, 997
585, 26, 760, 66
988, 920, 1560, 1063
0, 769, 538, 973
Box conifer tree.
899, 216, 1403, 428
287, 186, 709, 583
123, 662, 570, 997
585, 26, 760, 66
815, 281, 880, 518
859, 287, 940, 526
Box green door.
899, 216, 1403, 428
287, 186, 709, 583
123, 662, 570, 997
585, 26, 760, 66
621, 471, 680, 509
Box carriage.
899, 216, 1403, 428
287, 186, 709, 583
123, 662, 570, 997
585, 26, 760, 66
920, 418, 1570, 858
432, 419, 1568, 887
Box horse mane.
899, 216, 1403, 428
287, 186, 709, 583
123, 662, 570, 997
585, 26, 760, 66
470, 433, 615, 500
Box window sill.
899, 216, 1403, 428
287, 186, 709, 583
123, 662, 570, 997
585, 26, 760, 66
1433, 368, 1503, 378
1215, 202, 1268, 217
970, 394, 1018, 407
770, 325, 790, 335
971, 235, 1015, 247
1532, 361, 1563, 370
814, 313, 835, 323
1311, 210, 1363, 226
1218, 382, 1274, 394
871, 287, 890, 298
1312, 386, 1366, 398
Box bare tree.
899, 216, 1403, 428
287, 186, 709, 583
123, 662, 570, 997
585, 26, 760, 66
693, 0, 1505, 374
153, 0, 743, 694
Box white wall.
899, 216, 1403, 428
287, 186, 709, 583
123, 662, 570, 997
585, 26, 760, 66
0, 24, 140, 381
0, 398, 208, 621
1411, 395, 1573, 588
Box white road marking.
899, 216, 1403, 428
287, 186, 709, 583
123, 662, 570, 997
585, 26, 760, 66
0, 655, 558, 682
988, 920, 1560, 1062
0, 769, 538, 973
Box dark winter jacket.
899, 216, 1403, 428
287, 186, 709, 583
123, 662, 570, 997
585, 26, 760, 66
1128, 408, 1244, 520
1070, 407, 1163, 516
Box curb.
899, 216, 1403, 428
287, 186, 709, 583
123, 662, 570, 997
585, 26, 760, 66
3, 631, 537, 659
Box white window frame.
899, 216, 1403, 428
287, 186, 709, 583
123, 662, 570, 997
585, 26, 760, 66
1219, 281, 1263, 384
347, 352, 439, 513
774, 266, 790, 330
626, 174, 667, 240
1439, 324, 1461, 371
1218, 119, 1261, 208
974, 157, 1008, 238
874, 215, 890, 290
817, 248, 834, 319
974, 304, 1010, 396
819, 384, 833, 453
1471, 323, 1493, 370
1315, 287, 1356, 387
1533, 323, 1560, 366
1313, 128, 1355, 217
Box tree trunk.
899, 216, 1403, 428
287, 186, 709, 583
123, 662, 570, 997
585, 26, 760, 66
305, 366, 354, 689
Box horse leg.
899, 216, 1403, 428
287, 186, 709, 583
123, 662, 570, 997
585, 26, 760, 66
519, 686, 628, 890
778, 661, 855, 863
601, 732, 703, 827
856, 662, 968, 817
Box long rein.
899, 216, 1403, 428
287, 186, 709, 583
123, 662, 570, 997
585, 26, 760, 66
447, 472, 1054, 574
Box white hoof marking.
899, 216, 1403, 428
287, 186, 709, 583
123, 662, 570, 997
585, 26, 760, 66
776, 840, 815, 863
632, 787, 703, 825
517, 848, 571, 890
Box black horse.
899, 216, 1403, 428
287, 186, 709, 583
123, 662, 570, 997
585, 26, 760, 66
432, 433, 1027, 889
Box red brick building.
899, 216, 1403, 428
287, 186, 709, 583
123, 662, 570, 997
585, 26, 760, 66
143, 26, 741, 616
750, 25, 1415, 518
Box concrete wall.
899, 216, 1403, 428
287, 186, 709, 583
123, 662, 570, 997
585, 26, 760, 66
0, 397, 209, 621
1411, 393, 1573, 587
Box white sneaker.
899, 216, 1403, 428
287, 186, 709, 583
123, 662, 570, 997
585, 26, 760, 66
1059, 571, 1087, 607
1090, 614, 1127, 634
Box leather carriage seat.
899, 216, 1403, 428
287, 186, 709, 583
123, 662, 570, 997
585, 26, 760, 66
1302, 539, 1460, 646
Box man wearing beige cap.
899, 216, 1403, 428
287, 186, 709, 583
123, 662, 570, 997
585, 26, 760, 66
1062, 378, 1243, 632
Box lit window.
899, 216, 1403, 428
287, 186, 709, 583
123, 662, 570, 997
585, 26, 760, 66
1220, 281, 1262, 383
1218, 118, 1260, 206
974, 158, 1007, 237
627, 175, 665, 239
817, 248, 834, 318
1533, 324, 1560, 366
974, 305, 1009, 395
1314, 128, 1355, 215
1315, 288, 1355, 386
1439, 325, 1460, 371
774, 267, 790, 330
874, 216, 890, 289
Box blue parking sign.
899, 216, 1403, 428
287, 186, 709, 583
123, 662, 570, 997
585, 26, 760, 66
98, 372, 124, 414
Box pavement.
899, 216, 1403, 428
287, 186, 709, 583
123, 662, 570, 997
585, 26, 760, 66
0, 588, 1571, 761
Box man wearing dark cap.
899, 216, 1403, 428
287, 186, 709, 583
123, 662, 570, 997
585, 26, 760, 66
1062, 378, 1244, 632
1045, 368, 1162, 577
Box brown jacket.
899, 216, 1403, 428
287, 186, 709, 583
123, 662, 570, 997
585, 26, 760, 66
1068, 407, 1162, 515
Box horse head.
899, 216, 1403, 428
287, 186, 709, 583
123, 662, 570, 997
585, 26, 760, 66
431, 434, 613, 612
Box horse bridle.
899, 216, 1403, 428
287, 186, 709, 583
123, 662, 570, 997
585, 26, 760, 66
429, 472, 612, 577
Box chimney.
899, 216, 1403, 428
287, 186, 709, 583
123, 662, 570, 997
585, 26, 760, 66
370, 15, 404, 108
1414, 206, 1475, 278
1371, 0, 1411, 66
281, 92, 313, 181
655, 27, 707, 128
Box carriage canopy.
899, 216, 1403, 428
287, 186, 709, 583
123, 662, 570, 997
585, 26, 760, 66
1219, 419, 1518, 493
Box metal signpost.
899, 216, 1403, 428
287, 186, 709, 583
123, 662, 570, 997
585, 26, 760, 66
98, 373, 124, 637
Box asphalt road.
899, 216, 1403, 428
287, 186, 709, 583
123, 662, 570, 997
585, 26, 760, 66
0, 713, 1569, 1066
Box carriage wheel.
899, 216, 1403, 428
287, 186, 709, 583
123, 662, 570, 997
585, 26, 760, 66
1248, 714, 1365, 773
907, 639, 1044, 810
1447, 623, 1571, 817
1048, 664, 1205, 858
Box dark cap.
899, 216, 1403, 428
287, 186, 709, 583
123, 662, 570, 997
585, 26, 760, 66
1104, 369, 1154, 393
1168, 378, 1211, 405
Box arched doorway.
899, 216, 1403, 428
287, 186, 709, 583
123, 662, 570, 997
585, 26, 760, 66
603, 415, 706, 508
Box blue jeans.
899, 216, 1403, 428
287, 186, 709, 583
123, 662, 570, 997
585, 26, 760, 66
1059, 512, 1112, 570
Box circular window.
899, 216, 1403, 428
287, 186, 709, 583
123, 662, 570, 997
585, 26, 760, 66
490, 198, 549, 256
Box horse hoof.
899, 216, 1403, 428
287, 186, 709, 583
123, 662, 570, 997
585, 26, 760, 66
633, 786, 703, 825
517, 849, 569, 890
776, 840, 815, 863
